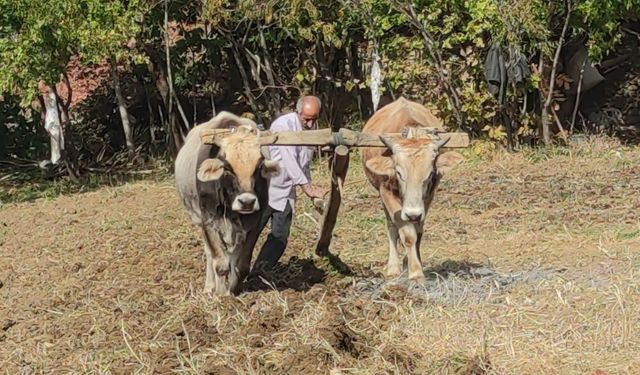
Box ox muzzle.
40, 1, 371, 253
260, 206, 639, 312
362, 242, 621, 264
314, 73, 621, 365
232, 192, 260, 214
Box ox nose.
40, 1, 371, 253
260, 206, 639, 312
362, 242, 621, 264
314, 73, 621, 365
232, 192, 259, 213
401, 208, 424, 223
238, 195, 256, 207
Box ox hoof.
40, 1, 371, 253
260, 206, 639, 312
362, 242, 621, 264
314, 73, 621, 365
203, 286, 232, 297
408, 272, 426, 281
384, 265, 402, 279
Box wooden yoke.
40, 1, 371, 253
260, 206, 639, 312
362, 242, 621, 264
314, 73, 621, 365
200, 127, 470, 148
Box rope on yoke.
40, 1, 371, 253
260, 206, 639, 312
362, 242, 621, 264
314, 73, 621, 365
332, 131, 346, 147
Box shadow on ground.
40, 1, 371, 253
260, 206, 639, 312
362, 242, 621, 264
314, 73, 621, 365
243, 256, 328, 293
242, 251, 380, 293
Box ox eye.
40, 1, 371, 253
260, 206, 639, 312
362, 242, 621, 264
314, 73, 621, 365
395, 168, 405, 181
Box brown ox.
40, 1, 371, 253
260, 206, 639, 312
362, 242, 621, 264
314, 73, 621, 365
174, 112, 280, 295
361, 97, 464, 280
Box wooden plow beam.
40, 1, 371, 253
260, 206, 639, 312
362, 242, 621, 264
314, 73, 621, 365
199, 127, 469, 258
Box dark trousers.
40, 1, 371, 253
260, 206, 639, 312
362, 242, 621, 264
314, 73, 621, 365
253, 201, 293, 271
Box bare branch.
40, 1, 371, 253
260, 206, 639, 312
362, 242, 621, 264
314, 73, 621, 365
570, 59, 587, 133
542, 0, 571, 145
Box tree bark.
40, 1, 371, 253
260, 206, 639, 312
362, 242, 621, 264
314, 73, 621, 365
110, 57, 135, 154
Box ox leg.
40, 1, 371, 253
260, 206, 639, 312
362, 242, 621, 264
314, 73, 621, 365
383, 210, 402, 278
398, 223, 425, 280
202, 228, 231, 296
203, 246, 215, 293
228, 239, 255, 295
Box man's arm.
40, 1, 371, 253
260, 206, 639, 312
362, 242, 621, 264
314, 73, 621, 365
277, 146, 310, 186
269, 117, 309, 186
298, 147, 324, 199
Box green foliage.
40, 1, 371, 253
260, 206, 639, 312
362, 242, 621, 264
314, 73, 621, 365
0, 94, 49, 160
1, 0, 638, 164
574, 0, 640, 61
0, 0, 143, 106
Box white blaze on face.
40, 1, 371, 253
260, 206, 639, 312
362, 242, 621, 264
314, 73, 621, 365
392, 142, 437, 223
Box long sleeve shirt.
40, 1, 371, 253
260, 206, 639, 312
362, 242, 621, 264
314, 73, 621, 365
267, 112, 314, 212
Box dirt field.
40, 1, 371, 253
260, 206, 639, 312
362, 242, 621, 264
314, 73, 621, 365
1, 138, 639, 374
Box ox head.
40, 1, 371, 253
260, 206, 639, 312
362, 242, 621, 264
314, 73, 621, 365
365, 136, 464, 223
197, 125, 280, 214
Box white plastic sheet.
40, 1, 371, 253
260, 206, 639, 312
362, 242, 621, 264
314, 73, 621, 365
44, 92, 64, 164
370, 49, 382, 112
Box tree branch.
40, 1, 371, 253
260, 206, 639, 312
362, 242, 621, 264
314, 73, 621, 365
400, 1, 464, 128
61, 71, 73, 111
226, 35, 264, 124
164, 0, 181, 140
542, 0, 571, 145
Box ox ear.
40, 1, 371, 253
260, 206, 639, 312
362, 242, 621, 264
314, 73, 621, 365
365, 156, 395, 178
435, 151, 464, 175
197, 158, 225, 182
261, 159, 281, 178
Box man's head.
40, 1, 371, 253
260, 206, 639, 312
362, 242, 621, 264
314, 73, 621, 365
296, 96, 321, 129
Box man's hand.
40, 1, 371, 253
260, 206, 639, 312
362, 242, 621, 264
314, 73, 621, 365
302, 184, 325, 199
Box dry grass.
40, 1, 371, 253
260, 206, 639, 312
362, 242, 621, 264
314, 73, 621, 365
1, 136, 639, 374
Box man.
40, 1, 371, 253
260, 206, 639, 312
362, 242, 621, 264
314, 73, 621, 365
252, 96, 326, 271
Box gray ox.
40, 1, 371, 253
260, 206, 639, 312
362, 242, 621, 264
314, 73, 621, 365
361, 97, 464, 280
174, 112, 280, 295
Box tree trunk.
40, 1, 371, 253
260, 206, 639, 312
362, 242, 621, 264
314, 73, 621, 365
160, 0, 188, 153
227, 41, 264, 124
257, 22, 281, 115
145, 47, 183, 152
109, 57, 135, 154
132, 58, 159, 144
542, 0, 572, 145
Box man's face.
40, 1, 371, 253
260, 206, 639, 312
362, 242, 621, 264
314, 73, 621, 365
298, 106, 319, 130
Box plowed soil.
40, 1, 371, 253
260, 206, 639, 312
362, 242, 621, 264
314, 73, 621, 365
1, 138, 640, 374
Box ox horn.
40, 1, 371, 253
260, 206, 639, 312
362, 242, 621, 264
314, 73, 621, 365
213, 137, 224, 148
433, 136, 450, 150
379, 136, 397, 152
